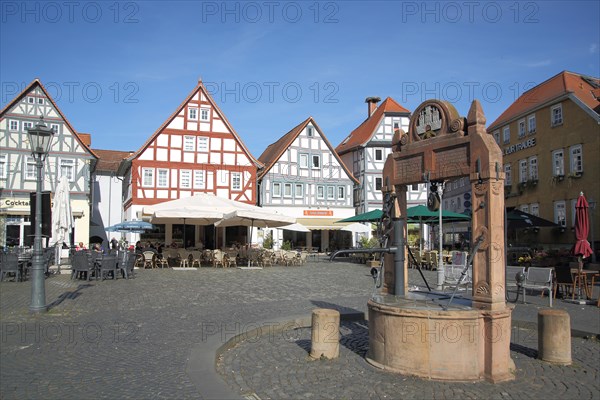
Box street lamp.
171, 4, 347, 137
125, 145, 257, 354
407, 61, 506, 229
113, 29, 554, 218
26, 116, 55, 313
590, 199, 597, 263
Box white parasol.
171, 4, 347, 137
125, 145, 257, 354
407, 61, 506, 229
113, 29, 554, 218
49, 175, 73, 266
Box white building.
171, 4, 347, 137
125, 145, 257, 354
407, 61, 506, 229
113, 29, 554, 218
336, 97, 428, 213
257, 117, 358, 252
89, 149, 133, 247
0, 79, 97, 248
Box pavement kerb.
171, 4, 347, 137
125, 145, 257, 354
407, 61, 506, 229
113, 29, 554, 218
185, 311, 365, 400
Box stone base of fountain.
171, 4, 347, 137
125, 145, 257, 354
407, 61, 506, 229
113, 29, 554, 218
366, 293, 515, 383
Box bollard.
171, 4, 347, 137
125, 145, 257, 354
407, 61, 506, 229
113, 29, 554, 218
310, 308, 340, 360
538, 309, 571, 365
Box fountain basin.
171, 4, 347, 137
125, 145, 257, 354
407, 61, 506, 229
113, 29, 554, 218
367, 292, 514, 382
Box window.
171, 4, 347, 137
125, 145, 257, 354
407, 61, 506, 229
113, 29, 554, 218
552, 149, 564, 176
283, 183, 292, 197
50, 124, 59, 133
22, 121, 33, 132
375, 177, 382, 191
317, 185, 324, 199
157, 169, 169, 188
184, 136, 195, 151
200, 108, 210, 121
27, 97, 34, 104
295, 183, 303, 198
9, 120, 18, 131
528, 114, 536, 134
528, 156, 538, 181
142, 168, 154, 187
571, 199, 578, 227
0, 154, 7, 179
554, 201, 566, 227
180, 170, 192, 188
37, 98, 43, 104
493, 130, 500, 144
327, 186, 335, 200
551, 104, 563, 126
337, 186, 345, 199
312, 155, 320, 169
375, 149, 383, 161
504, 164, 512, 186
518, 119, 525, 138
25, 157, 36, 180
519, 159, 527, 183
273, 183, 281, 197
299, 153, 308, 168
411, 183, 419, 191
231, 172, 241, 190
520, 204, 529, 213
193, 170, 205, 189
307, 126, 313, 137
569, 144, 583, 173
197, 136, 209, 152
502, 126, 510, 144
60, 159, 76, 182
188, 107, 198, 120
530, 203, 539, 216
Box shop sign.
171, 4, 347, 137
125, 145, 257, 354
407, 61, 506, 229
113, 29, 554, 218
504, 138, 536, 155
303, 210, 333, 216
1, 197, 30, 209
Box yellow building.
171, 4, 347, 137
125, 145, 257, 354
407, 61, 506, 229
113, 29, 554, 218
488, 71, 600, 254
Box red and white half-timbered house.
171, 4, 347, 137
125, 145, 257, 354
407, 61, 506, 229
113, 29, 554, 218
119, 79, 261, 247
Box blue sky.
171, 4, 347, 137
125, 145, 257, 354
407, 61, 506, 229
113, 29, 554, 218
1, 1, 599, 157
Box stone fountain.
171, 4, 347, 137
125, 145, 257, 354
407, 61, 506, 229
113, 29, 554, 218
334, 99, 514, 383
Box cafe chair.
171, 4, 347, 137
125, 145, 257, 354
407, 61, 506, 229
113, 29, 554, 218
0, 253, 21, 282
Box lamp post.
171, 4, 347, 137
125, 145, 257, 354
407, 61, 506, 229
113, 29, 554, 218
436, 182, 445, 290
590, 199, 597, 263
26, 116, 55, 313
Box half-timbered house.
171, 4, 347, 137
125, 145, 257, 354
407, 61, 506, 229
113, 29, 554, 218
0, 79, 97, 247
336, 97, 428, 213
119, 79, 261, 247
257, 117, 358, 252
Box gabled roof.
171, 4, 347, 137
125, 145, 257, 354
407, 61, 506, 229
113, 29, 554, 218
336, 97, 410, 155
488, 71, 600, 131
93, 149, 134, 173
125, 79, 261, 168
0, 78, 99, 161
257, 116, 358, 184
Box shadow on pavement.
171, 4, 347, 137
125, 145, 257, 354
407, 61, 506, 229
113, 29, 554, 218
47, 284, 93, 310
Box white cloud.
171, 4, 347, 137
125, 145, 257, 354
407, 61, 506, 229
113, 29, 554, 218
590, 43, 598, 54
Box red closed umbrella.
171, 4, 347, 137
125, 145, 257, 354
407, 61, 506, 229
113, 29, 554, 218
572, 192, 593, 260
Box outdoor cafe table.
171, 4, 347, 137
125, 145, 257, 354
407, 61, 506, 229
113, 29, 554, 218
571, 268, 596, 299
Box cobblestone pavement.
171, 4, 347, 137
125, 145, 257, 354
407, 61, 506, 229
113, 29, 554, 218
1, 260, 599, 399
217, 321, 600, 400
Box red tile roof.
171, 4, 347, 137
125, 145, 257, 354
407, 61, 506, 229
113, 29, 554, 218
93, 149, 134, 173
488, 71, 600, 130
257, 117, 358, 184
335, 97, 410, 155
0, 79, 99, 160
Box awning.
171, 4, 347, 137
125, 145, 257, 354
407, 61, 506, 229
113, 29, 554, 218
296, 218, 351, 230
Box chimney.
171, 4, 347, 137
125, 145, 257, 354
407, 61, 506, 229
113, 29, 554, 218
365, 97, 381, 117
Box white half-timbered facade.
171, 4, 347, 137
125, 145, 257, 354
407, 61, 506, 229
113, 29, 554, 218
336, 97, 427, 213
258, 117, 358, 252
119, 79, 260, 247
0, 79, 97, 247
